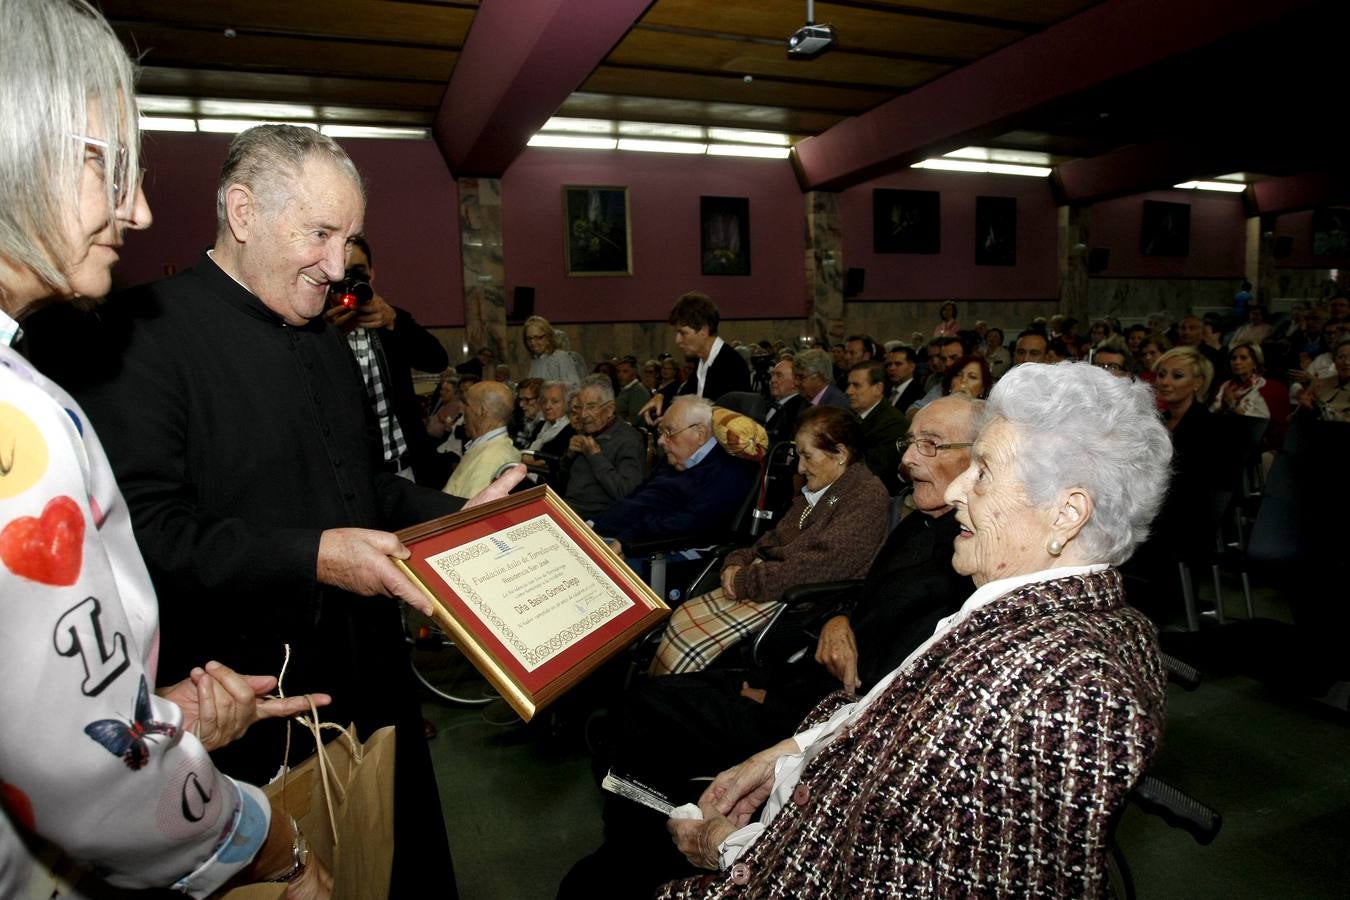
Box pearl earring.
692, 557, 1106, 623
1047, 538, 1063, 556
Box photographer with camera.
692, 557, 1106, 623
325, 236, 451, 487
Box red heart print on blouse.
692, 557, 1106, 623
0, 781, 35, 831
0, 495, 84, 586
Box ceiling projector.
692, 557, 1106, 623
787, 22, 836, 59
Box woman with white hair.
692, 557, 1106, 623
0, 1, 329, 895
663, 362, 1171, 897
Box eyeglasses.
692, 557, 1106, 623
659, 422, 699, 440
71, 134, 141, 209
576, 400, 611, 412
896, 438, 973, 457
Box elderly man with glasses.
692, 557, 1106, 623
561, 374, 646, 521
590, 396, 757, 549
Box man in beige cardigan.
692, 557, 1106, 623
443, 381, 521, 498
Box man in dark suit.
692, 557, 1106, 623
846, 359, 908, 494
640, 292, 750, 423
764, 357, 804, 443
794, 347, 850, 410
591, 396, 756, 547
886, 345, 925, 412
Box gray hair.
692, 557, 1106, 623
983, 361, 1172, 566
794, 348, 833, 381
577, 373, 615, 404
216, 125, 364, 231
0, 0, 139, 298
667, 394, 713, 430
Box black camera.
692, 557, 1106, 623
328, 267, 374, 309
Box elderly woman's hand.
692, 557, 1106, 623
667, 738, 798, 869
814, 615, 860, 693
719, 565, 742, 600
158, 662, 332, 751
668, 811, 738, 870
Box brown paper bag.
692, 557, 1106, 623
219, 724, 397, 900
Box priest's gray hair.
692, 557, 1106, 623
982, 361, 1172, 565
215, 125, 364, 231
0, 0, 139, 298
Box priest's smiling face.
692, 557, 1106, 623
238, 156, 364, 326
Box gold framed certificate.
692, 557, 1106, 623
394, 485, 668, 721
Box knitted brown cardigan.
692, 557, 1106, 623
658, 568, 1166, 899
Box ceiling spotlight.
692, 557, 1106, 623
788, 1, 835, 59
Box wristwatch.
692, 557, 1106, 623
269, 817, 311, 883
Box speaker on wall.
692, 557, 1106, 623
510, 285, 535, 321
1274, 236, 1294, 259
843, 267, 865, 298
1087, 248, 1110, 273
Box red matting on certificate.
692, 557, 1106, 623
395, 486, 667, 719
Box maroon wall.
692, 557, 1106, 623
1087, 189, 1246, 278
500, 147, 807, 323
120, 132, 463, 325
838, 169, 1059, 302
1271, 210, 1350, 270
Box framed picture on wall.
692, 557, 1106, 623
1140, 199, 1190, 257
563, 185, 632, 276
700, 195, 751, 276
974, 196, 1017, 266
873, 189, 940, 254
1311, 207, 1350, 257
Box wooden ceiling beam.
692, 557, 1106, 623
793, 0, 1326, 192
434, 0, 652, 177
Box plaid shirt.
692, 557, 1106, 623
346, 327, 407, 464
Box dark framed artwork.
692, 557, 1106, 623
974, 196, 1017, 266
563, 185, 632, 276
1311, 208, 1350, 257
1140, 200, 1191, 257
873, 189, 941, 254
700, 196, 751, 276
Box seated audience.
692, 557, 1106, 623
1229, 304, 1272, 348
655, 356, 682, 407
649, 406, 889, 674
764, 357, 805, 443
845, 360, 908, 494
1138, 333, 1171, 385
1211, 341, 1289, 424
512, 376, 545, 448
793, 348, 850, 409
908, 336, 964, 415
614, 354, 652, 426
658, 361, 1170, 897
1126, 323, 1150, 357
641, 358, 661, 392
1294, 335, 1350, 422
562, 375, 646, 520
1013, 330, 1049, 366
942, 354, 992, 399
933, 300, 960, 337
885, 344, 926, 411
1091, 337, 1133, 378
590, 397, 756, 547
983, 326, 1011, 380
523, 314, 585, 386
443, 380, 521, 497
521, 381, 576, 484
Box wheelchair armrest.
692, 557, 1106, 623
779, 579, 864, 608
1160, 652, 1202, 691
1129, 775, 1222, 845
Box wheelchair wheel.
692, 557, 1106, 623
404, 609, 497, 706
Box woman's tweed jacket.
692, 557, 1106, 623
722, 461, 888, 605
657, 568, 1166, 899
